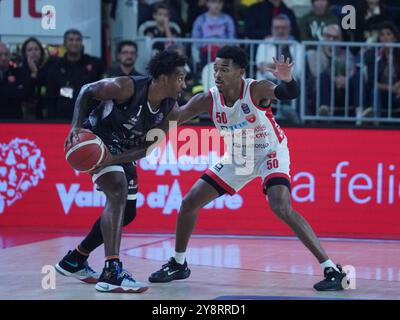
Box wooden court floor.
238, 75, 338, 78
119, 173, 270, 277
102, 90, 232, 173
0, 230, 399, 300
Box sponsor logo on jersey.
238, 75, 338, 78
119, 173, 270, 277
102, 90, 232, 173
255, 132, 269, 139
155, 112, 164, 125
255, 143, 270, 149
221, 121, 249, 131
246, 114, 256, 123
213, 163, 224, 172
241, 103, 251, 114
267, 151, 277, 159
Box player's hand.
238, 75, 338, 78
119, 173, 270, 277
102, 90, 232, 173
64, 127, 90, 148
266, 55, 294, 83
90, 149, 114, 173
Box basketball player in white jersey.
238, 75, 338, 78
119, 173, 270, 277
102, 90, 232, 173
149, 46, 348, 291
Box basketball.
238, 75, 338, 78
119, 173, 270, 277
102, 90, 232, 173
64, 130, 109, 172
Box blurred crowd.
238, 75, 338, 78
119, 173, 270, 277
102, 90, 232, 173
1, 0, 400, 124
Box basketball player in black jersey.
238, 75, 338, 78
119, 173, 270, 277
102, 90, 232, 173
55, 50, 187, 293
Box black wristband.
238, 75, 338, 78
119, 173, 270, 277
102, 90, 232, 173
274, 79, 300, 100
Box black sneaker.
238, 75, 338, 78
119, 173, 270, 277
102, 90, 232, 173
313, 264, 349, 291
148, 257, 191, 283
95, 260, 148, 293
55, 250, 99, 284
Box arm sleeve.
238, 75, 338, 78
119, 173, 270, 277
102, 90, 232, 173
274, 79, 300, 100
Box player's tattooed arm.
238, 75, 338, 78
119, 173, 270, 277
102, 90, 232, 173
67, 77, 134, 145
177, 92, 211, 125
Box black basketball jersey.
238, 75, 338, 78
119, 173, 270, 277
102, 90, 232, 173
83, 76, 176, 155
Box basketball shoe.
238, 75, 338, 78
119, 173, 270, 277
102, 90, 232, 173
313, 264, 349, 291
95, 260, 148, 293
55, 250, 99, 284
148, 257, 191, 283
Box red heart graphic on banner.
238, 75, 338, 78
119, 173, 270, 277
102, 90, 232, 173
0, 138, 46, 214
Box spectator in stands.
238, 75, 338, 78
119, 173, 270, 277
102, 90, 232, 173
299, 0, 338, 41
0, 42, 29, 120
365, 22, 400, 117
106, 41, 142, 77
256, 14, 302, 81
306, 24, 357, 116
244, 0, 300, 40
138, 2, 182, 52
20, 37, 56, 119
192, 0, 236, 67
138, 0, 184, 30
234, 0, 263, 37
331, 0, 400, 43
46, 29, 104, 121
185, 0, 208, 35
359, 0, 396, 43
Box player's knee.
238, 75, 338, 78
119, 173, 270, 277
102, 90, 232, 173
106, 180, 128, 203
123, 200, 137, 226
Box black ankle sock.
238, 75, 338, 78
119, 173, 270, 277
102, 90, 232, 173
68, 249, 88, 264
105, 258, 120, 268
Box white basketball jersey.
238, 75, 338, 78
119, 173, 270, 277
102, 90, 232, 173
209, 78, 287, 158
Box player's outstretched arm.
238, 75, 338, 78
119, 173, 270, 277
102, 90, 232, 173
177, 92, 211, 125
97, 93, 211, 167
66, 77, 134, 145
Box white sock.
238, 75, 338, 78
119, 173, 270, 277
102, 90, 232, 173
174, 251, 186, 265
320, 259, 340, 272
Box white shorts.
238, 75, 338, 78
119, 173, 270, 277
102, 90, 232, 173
204, 145, 291, 195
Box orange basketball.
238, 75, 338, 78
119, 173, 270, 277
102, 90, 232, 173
64, 130, 109, 172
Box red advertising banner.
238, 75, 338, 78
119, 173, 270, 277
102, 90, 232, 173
0, 124, 399, 239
